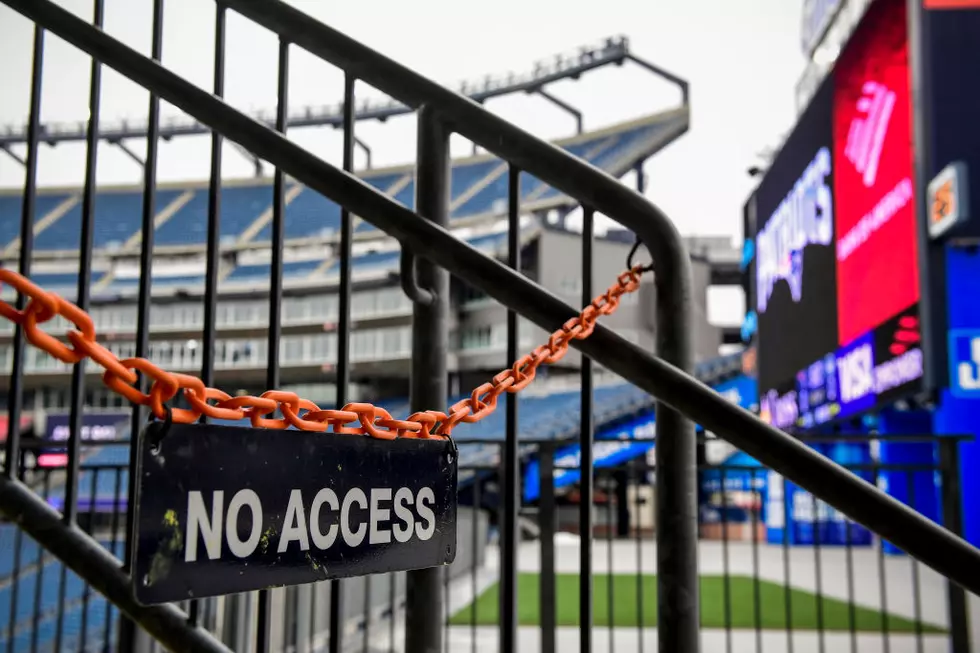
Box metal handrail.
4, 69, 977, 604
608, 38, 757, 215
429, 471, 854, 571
4, 0, 980, 640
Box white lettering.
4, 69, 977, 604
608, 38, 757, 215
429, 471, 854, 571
756, 146, 834, 313
278, 489, 310, 553
874, 348, 923, 394
309, 488, 339, 550
392, 487, 415, 543
185, 490, 223, 563
341, 488, 368, 547
415, 487, 436, 541
226, 489, 263, 558
837, 177, 913, 262
837, 343, 874, 403
370, 488, 392, 545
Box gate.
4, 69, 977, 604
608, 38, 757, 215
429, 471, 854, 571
0, 1, 978, 652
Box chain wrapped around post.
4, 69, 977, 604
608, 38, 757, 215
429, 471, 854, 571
0, 265, 647, 439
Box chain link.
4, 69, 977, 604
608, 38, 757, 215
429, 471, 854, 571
0, 266, 646, 440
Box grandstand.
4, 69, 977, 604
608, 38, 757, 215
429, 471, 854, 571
0, 106, 738, 406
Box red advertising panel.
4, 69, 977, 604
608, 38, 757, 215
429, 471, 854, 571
832, 0, 919, 347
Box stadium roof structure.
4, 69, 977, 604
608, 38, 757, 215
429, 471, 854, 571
0, 35, 688, 173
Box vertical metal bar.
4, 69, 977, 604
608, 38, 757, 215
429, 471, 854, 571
256, 34, 290, 653
605, 471, 614, 649
632, 461, 644, 653
782, 475, 795, 653
104, 466, 125, 651
751, 469, 762, 653
329, 70, 356, 653
580, 206, 594, 653
4, 20, 44, 481
647, 194, 699, 652
79, 470, 101, 651
811, 492, 826, 653
404, 104, 450, 653
471, 479, 482, 653
53, 561, 67, 653
720, 468, 732, 653
873, 463, 891, 653
120, 1, 163, 647
443, 541, 450, 653
65, 0, 104, 528
365, 576, 373, 653
389, 573, 397, 653
193, 1, 226, 630
844, 474, 857, 653
6, 526, 22, 653
538, 444, 556, 653
905, 474, 924, 653
29, 474, 52, 653
498, 163, 521, 653
938, 440, 970, 653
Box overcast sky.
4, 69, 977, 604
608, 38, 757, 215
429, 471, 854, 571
0, 0, 807, 325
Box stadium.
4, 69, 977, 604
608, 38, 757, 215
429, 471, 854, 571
0, 0, 979, 652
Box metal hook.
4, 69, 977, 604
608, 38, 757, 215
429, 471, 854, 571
146, 405, 173, 454
626, 237, 655, 273
400, 246, 436, 306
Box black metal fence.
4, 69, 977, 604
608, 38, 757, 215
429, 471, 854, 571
0, 1, 979, 653
0, 434, 970, 652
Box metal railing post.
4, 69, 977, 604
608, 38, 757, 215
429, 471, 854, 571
650, 226, 700, 653
938, 438, 971, 652
404, 105, 451, 653
538, 442, 557, 653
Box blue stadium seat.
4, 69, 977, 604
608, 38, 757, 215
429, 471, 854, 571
0, 194, 72, 249
34, 189, 185, 251
224, 259, 323, 283
326, 249, 399, 275
355, 174, 414, 233
154, 184, 274, 246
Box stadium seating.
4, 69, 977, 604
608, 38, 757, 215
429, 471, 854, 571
0, 113, 677, 254
0, 534, 123, 652
154, 184, 274, 247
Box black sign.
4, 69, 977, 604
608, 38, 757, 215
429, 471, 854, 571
132, 422, 457, 605
753, 76, 838, 396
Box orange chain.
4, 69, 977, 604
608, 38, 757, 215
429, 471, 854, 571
0, 266, 645, 440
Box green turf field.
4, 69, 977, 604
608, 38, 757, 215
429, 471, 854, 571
449, 573, 943, 632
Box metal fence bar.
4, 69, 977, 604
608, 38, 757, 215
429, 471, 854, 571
64, 0, 102, 529
119, 0, 163, 648
906, 475, 925, 653
782, 475, 795, 652
4, 17, 43, 483
329, 71, 357, 653
29, 475, 52, 653
721, 468, 733, 653
632, 461, 644, 653
195, 1, 226, 630
499, 163, 521, 653
938, 440, 971, 652
580, 206, 594, 653
404, 105, 450, 653
538, 443, 556, 653
254, 33, 290, 653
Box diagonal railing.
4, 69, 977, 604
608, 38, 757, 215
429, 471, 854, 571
1, 1, 980, 652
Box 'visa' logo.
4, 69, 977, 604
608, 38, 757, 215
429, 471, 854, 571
837, 343, 874, 404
